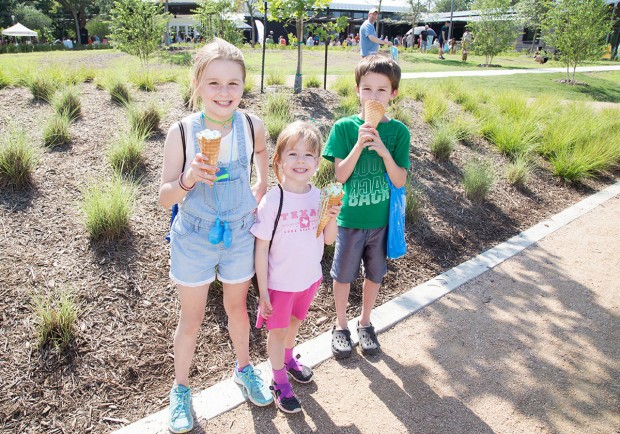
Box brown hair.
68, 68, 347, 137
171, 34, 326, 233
189, 38, 246, 110
272, 121, 323, 182
354, 55, 401, 91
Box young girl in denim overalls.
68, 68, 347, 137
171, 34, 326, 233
159, 38, 271, 433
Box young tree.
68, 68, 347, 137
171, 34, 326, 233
109, 0, 169, 70
433, 0, 473, 12
194, 0, 243, 44
542, 0, 612, 84
244, 0, 259, 47
516, 0, 550, 53
468, 0, 521, 65
266, 0, 331, 94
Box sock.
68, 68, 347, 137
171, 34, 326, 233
284, 348, 302, 371
284, 348, 294, 365
272, 367, 288, 385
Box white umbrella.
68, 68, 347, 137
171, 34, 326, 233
2, 23, 37, 37
406, 26, 426, 36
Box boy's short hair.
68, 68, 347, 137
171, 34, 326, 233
355, 55, 401, 91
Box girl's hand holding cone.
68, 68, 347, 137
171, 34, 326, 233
185, 154, 217, 187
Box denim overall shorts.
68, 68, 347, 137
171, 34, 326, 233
169, 111, 257, 286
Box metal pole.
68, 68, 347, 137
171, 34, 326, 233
448, 0, 454, 41
324, 36, 331, 89
261, 1, 267, 93
164, 0, 170, 46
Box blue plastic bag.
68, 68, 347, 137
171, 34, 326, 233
165, 203, 179, 243
385, 173, 406, 260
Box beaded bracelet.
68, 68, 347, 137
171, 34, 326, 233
178, 172, 195, 192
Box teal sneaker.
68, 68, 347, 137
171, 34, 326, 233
168, 385, 193, 433
233, 364, 274, 406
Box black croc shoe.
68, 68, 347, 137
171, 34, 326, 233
357, 322, 380, 355
331, 327, 353, 359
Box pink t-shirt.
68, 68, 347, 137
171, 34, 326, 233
251, 185, 324, 292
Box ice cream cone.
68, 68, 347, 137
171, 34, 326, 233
364, 100, 385, 127
316, 182, 344, 238
196, 129, 221, 174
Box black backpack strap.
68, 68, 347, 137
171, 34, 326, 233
178, 120, 187, 171
268, 184, 283, 251
244, 112, 256, 179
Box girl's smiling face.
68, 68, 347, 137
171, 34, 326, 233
195, 59, 244, 121
279, 139, 319, 189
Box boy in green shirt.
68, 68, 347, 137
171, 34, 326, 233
322, 55, 410, 357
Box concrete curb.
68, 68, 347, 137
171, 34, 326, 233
114, 180, 620, 434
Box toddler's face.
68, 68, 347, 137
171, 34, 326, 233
196, 59, 244, 121
356, 73, 397, 115
279, 139, 319, 185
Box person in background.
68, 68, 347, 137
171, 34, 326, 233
359, 8, 393, 57
438, 20, 450, 60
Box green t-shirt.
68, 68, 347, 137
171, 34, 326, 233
322, 115, 411, 229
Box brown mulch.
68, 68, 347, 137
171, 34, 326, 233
0, 74, 617, 434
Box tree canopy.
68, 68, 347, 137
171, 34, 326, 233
468, 0, 520, 65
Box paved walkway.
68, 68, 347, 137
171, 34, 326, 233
116, 183, 619, 433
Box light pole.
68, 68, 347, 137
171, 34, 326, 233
261, 1, 267, 93
164, 0, 170, 46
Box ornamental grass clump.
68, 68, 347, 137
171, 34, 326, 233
128, 102, 162, 137
336, 94, 359, 118
463, 158, 495, 202
264, 92, 293, 139
81, 174, 136, 240
304, 75, 321, 88
422, 92, 448, 125
108, 130, 148, 176
32, 289, 78, 351
485, 116, 539, 157
266, 71, 285, 86
313, 159, 336, 188
405, 179, 424, 223
244, 77, 255, 94
52, 87, 81, 122
505, 153, 533, 188
43, 114, 71, 149
27, 75, 58, 102
109, 81, 131, 105
330, 75, 355, 97
451, 115, 478, 146
0, 124, 38, 189
389, 103, 413, 127
132, 72, 156, 91
430, 123, 457, 161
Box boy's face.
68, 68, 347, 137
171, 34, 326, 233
356, 72, 398, 116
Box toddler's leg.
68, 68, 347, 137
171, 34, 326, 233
174, 284, 210, 387
222, 281, 250, 367
285, 316, 314, 383
268, 327, 288, 370
269, 327, 302, 413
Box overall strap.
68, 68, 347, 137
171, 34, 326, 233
244, 112, 256, 179
178, 121, 187, 171
268, 184, 283, 251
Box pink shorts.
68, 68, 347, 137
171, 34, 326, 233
255, 278, 322, 330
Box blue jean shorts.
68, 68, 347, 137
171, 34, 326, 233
330, 226, 388, 284
169, 211, 255, 286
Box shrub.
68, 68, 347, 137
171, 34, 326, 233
330, 75, 355, 97
422, 92, 448, 125
313, 159, 336, 188
505, 154, 532, 187
0, 124, 38, 189
108, 130, 147, 175
451, 115, 478, 146
266, 71, 285, 86
52, 87, 81, 122
264, 114, 289, 141
405, 179, 424, 223
389, 103, 413, 127
266, 91, 293, 119
27, 75, 58, 102
81, 174, 136, 240
132, 72, 156, 91
463, 158, 495, 201
109, 81, 131, 105
32, 289, 78, 350
304, 75, 321, 88
128, 102, 162, 137
43, 114, 71, 149
430, 123, 456, 161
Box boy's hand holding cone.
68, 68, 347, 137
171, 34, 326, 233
196, 129, 221, 175
316, 182, 344, 238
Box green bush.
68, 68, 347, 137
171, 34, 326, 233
463, 158, 495, 201
81, 175, 136, 240
451, 115, 478, 145
27, 75, 58, 102
0, 124, 38, 189
109, 81, 131, 105
52, 87, 81, 122
108, 130, 147, 175
304, 75, 321, 88
266, 71, 285, 86
266, 91, 293, 119
505, 154, 532, 187
422, 92, 448, 125
43, 114, 71, 149
485, 117, 538, 157
128, 102, 162, 137
430, 124, 456, 161
32, 289, 78, 350
132, 72, 156, 91
330, 75, 355, 97
264, 114, 289, 141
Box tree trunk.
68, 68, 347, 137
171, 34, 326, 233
72, 11, 81, 46
294, 17, 303, 94
572, 62, 577, 84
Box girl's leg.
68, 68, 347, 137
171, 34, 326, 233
284, 316, 302, 349
175, 283, 210, 387
222, 280, 250, 367
267, 327, 288, 371
359, 278, 380, 327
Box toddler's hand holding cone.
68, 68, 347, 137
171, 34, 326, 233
316, 182, 344, 238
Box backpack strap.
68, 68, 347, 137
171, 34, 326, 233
268, 184, 283, 251
244, 112, 256, 179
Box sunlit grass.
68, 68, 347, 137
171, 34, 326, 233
0, 123, 38, 189
463, 158, 495, 201
32, 289, 78, 350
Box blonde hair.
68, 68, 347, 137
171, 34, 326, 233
189, 38, 246, 110
273, 121, 323, 182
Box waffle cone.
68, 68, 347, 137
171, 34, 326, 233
364, 100, 385, 127
197, 136, 220, 172
316, 192, 344, 238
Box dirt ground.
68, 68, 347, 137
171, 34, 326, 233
0, 50, 618, 433
204, 195, 620, 434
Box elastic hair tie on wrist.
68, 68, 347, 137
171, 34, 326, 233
178, 172, 195, 192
